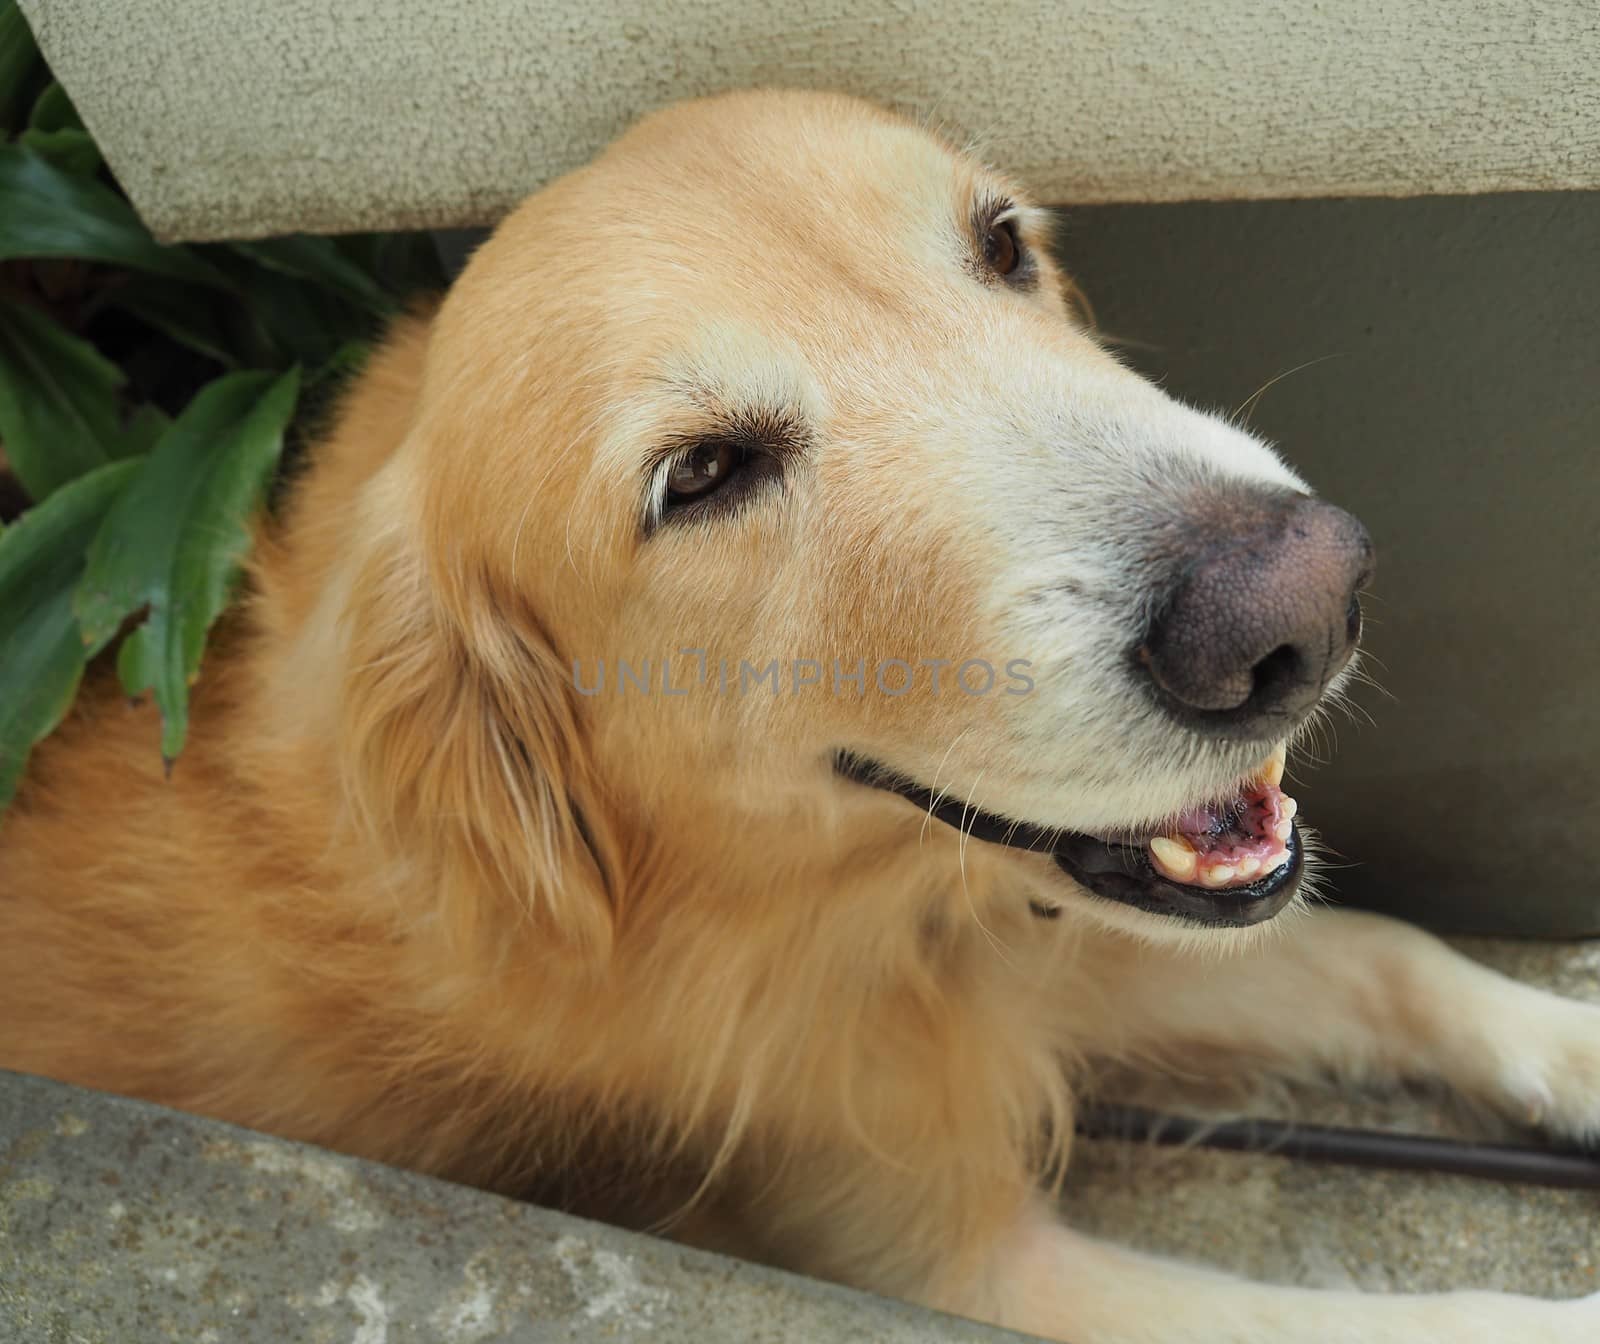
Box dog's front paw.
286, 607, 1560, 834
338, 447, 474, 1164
1481, 991, 1600, 1143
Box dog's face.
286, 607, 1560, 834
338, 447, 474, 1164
392, 91, 1371, 941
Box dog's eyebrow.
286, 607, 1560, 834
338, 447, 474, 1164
643, 401, 811, 472
974, 188, 1018, 224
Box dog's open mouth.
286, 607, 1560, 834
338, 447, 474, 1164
834, 746, 1303, 927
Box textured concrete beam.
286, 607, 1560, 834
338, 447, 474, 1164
18, 0, 1600, 242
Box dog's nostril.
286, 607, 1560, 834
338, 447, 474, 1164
1250, 644, 1302, 703
1345, 594, 1363, 644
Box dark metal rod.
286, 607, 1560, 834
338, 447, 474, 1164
1075, 1104, 1600, 1191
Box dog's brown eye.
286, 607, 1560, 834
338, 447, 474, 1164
667, 440, 741, 503
984, 217, 1021, 276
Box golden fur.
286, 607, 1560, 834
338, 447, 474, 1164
4, 92, 1599, 1341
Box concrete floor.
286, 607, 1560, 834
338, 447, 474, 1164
1065, 938, 1600, 1299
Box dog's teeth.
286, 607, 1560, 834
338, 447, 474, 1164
1150, 835, 1198, 881
1274, 819, 1294, 842
1281, 795, 1298, 820
1261, 848, 1292, 873
1259, 745, 1287, 789
1200, 864, 1236, 888
1236, 856, 1261, 879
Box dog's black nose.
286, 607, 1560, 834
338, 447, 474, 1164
1140, 495, 1374, 736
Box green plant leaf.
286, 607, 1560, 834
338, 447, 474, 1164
103, 275, 240, 368
28, 80, 85, 134
21, 82, 99, 174
18, 127, 101, 177
0, 0, 41, 132
0, 458, 141, 808
201, 245, 371, 368
292, 339, 371, 437
0, 144, 231, 289
75, 369, 299, 763
0, 298, 126, 500
117, 404, 170, 459
336, 231, 447, 299
306, 339, 371, 393
230, 236, 395, 315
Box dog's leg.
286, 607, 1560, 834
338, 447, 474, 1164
951, 1201, 1600, 1344
1075, 906, 1600, 1139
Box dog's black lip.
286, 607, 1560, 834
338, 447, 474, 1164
832, 751, 1303, 928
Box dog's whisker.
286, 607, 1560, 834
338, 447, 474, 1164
919, 728, 973, 848
954, 771, 1018, 970
1229, 352, 1345, 427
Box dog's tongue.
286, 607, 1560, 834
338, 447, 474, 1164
1147, 746, 1296, 889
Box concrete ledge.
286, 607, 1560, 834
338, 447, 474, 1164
19, 0, 1600, 242
0, 1071, 1028, 1344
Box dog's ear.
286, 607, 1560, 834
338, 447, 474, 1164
335, 497, 619, 961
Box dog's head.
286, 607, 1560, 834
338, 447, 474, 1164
337, 91, 1371, 950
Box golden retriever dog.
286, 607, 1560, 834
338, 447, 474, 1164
2, 91, 1597, 1342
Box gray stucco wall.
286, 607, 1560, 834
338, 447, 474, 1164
1053, 191, 1600, 935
